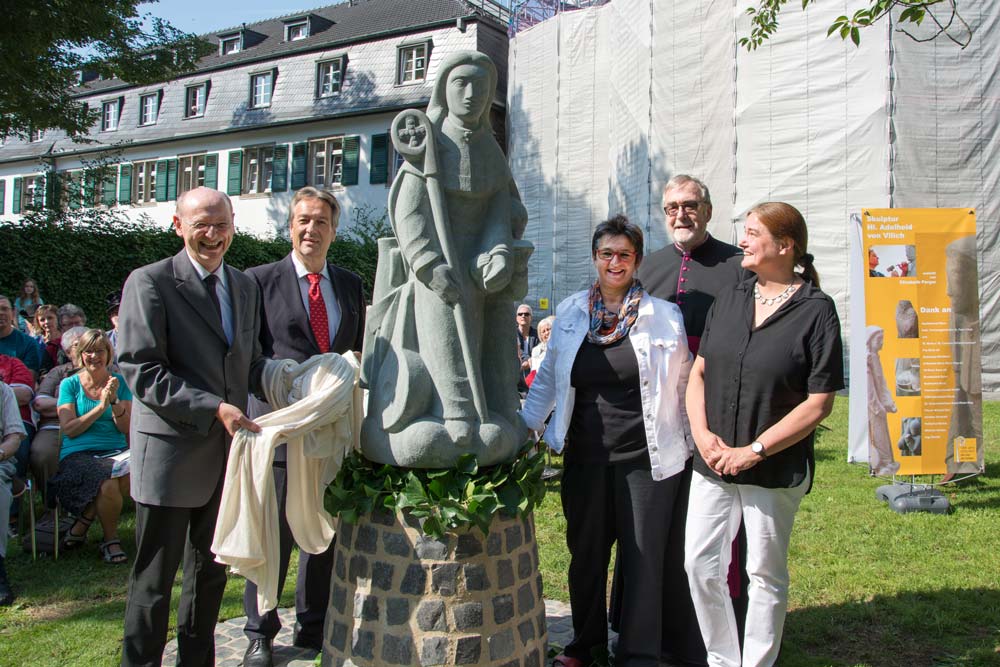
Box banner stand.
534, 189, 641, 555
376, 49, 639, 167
875, 480, 949, 514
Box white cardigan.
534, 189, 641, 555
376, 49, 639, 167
520, 290, 693, 481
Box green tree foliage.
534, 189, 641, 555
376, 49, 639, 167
0, 1, 211, 140
741, 0, 971, 50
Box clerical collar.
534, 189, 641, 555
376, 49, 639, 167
674, 234, 711, 256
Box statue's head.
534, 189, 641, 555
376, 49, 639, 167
428, 50, 497, 130
866, 325, 884, 353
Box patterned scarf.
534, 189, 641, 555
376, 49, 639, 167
587, 279, 644, 345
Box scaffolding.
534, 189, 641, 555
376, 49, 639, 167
465, 0, 611, 37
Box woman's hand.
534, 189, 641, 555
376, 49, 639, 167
693, 430, 728, 473
714, 445, 762, 476
100, 376, 120, 409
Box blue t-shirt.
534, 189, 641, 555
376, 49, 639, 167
0, 327, 43, 373
57, 372, 132, 460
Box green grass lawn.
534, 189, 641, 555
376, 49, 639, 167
2, 397, 998, 666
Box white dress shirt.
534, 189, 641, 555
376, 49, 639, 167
291, 253, 342, 347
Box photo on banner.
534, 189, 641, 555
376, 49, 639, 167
847, 208, 983, 477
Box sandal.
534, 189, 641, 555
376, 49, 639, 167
62, 513, 95, 549
99, 539, 128, 564
552, 655, 584, 667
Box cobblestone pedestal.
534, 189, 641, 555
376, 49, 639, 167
322, 510, 547, 667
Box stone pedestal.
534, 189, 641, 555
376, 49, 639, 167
322, 510, 546, 667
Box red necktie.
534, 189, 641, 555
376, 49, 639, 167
307, 273, 330, 353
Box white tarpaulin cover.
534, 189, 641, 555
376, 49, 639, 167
508, 0, 1000, 391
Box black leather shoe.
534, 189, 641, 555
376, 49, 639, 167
292, 622, 323, 652
242, 638, 273, 667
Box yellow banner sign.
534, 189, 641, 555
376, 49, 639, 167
861, 208, 982, 476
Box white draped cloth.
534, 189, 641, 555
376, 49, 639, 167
212, 353, 362, 612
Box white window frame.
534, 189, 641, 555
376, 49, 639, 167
30, 129, 45, 142
139, 93, 159, 126
184, 83, 208, 118
285, 20, 308, 41
316, 57, 344, 98
397, 42, 429, 85
250, 71, 273, 108
178, 154, 207, 194
101, 100, 120, 132
22, 174, 44, 208
133, 160, 157, 204
242, 145, 275, 195
308, 136, 344, 189
219, 34, 241, 55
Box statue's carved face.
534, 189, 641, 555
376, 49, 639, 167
445, 64, 490, 125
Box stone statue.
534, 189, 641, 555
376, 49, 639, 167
361, 50, 533, 468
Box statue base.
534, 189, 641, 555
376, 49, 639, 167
321, 510, 547, 667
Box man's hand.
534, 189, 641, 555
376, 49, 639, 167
216, 402, 261, 436
428, 264, 461, 305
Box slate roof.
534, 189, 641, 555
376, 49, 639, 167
0, 0, 508, 164
76, 0, 500, 96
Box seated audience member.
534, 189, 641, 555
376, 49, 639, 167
50, 329, 132, 564
34, 304, 63, 371
31, 327, 87, 495
530, 316, 554, 372
1, 380, 28, 605
105, 290, 122, 357
57, 303, 87, 332
20, 304, 41, 338
0, 354, 35, 479
14, 278, 43, 333
0, 295, 43, 380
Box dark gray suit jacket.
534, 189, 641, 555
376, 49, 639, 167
118, 250, 266, 507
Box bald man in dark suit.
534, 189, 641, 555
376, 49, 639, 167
118, 187, 267, 667
241, 186, 365, 667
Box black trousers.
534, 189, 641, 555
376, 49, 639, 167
561, 457, 685, 667
243, 463, 334, 643
122, 477, 227, 667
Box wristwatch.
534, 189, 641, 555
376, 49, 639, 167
750, 440, 767, 459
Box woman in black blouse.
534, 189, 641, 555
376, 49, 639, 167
684, 202, 844, 666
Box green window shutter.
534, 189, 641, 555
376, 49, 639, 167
166, 159, 178, 200
45, 171, 60, 210
272, 145, 289, 192
69, 173, 82, 210
154, 160, 169, 201
119, 164, 132, 204
342, 135, 359, 186
0, 180, 4, 214
84, 172, 98, 207
291, 142, 307, 189
101, 170, 117, 206
369, 133, 389, 185
227, 151, 243, 196
204, 153, 219, 189
12, 177, 22, 214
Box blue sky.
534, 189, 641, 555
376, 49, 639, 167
143, 0, 323, 35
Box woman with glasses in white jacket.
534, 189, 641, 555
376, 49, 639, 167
521, 214, 693, 667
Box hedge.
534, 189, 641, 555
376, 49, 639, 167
0, 204, 388, 330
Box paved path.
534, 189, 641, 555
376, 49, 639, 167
165, 599, 580, 666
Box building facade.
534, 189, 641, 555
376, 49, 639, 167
0, 0, 510, 237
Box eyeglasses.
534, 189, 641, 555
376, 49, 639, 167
663, 201, 702, 216
517, 312, 532, 317
595, 249, 636, 262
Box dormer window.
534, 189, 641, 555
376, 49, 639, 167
102, 99, 120, 131
285, 19, 308, 41
219, 34, 242, 55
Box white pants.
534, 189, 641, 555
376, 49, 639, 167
684, 468, 809, 667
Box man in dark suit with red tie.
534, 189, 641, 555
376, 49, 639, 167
241, 186, 365, 667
